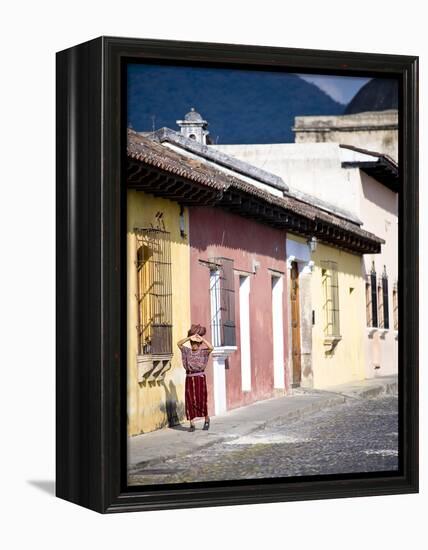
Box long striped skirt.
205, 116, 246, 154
185, 373, 208, 420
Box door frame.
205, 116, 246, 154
286, 237, 314, 390
290, 261, 302, 387
271, 273, 285, 389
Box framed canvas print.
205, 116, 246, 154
56, 36, 418, 513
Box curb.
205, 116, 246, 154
335, 380, 398, 400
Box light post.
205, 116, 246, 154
307, 236, 318, 253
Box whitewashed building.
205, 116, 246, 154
214, 140, 398, 379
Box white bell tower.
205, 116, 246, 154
176, 108, 210, 144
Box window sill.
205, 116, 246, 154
394, 330, 399, 341
367, 327, 377, 338
211, 346, 237, 360
379, 329, 389, 339
323, 336, 342, 352
137, 353, 173, 383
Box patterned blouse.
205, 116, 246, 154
181, 346, 211, 374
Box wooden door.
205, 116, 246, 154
290, 262, 301, 386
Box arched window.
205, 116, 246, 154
135, 227, 172, 355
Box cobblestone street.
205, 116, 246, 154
129, 395, 398, 485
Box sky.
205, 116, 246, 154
297, 74, 371, 104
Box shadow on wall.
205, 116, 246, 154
189, 206, 286, 260
159, 380, 185, 428
361, 175, 397, 216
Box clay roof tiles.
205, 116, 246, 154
127, 129, 384, 249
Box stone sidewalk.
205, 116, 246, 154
128, 375, 397, 471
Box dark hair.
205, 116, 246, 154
187, 323, 206, 337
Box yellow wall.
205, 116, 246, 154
127, 190, 190, 436
311, 243, 366, 388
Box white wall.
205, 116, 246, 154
359, 173, 399, 376
2, 2, 426, 550
215, 142, 361, 218
294, 110, 399, 161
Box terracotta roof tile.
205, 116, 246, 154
127, 130, 384, 248
129, 129, 234, 192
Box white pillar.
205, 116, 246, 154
211, 347, 236, 415
239, 275, 251, 391
212, 355, 226, 415
272, 275, 285, 388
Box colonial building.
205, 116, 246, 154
341, 144, 398, 378
127, 114, 384, 435
127, 132, 221, 435
216, 137, 398, 382
187, 206, 290, 414
293, 78, 398, 161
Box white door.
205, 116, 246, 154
239, 275, 251, 391
272, 275, 285, 388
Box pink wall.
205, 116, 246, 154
358, 172, 398, 377
189, 206, 288, 415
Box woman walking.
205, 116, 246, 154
177, 324, 214, 432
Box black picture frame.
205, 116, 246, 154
56, 36, 418, 514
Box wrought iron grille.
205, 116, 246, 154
377, 283, 384, 329
365, 280, 372, 326
209, 257, 236, 347
382, 269, 390, 330
321, 260, 340, 337
393, 282, 398, 330
370, 265, 378, 328
135, 227, 173, 355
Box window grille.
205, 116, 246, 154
210, 269, 222, 347
321, 260, 340, 337
377, 283, 384, 329
135, 227, 173, 355
209, 257, 236, 347
382, 267, 390, 330
370, 264, 378, 328
365, 280, 372, 326
393, 282, 398, 330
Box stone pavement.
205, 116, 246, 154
128, 374, 397, 472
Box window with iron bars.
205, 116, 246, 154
209, 257, 236, 347
377, 282, 384, 329
393, 281, 398, 330
366, 263, 378, 328
321, 260, 340, 338
381, 267, 390, 330
366, 280, 372, 326
135, 227, 173, 355
376, 269, 390, 330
